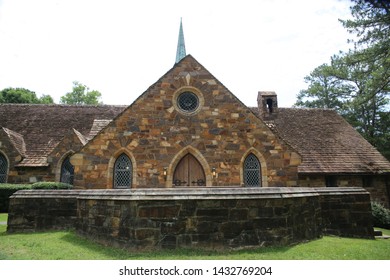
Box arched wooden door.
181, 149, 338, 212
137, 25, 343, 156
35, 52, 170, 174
173, 154, 206, 187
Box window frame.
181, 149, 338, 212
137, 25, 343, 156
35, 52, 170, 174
0, 153, 8, 183
113, 153, 132, 189
243, 153, 262, 187
172, 86, 204, 116
60, 156, 74, 185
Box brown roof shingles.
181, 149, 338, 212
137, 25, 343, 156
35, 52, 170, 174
0, 104, 126, 166
2, 103, 389, 174
265, 108, 390, 174
1, 127, 26, 156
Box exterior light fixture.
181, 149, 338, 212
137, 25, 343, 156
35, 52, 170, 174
163, 167, 168, 180
212, 168, 217, 178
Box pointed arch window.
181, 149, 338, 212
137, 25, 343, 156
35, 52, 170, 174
114, 153, 132, 188
60, 156, 74, 185
244, 153, 261, 187
0, 153, 8, 183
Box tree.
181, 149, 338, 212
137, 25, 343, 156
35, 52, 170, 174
339, 0, 390, 104
295, 0, 390, 159
337, 0, 389, 158
295, 63, 352, 111
0, 87, 54, 104
38, 94, 54, 104
60, 81, 102, 105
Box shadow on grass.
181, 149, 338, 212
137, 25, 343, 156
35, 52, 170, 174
58, 231, 294, 260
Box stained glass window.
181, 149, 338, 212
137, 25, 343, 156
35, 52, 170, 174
60, 156, 74, 185
114, 153, 132, 188
177, 92, 199, 113
0, 153, 8, 183
244, 153, 261, 187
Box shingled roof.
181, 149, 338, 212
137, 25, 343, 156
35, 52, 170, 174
252, 107, 390, 175
1, 103, 389, 175
0, 104, 126, 166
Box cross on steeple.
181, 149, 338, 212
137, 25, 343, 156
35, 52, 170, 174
175, 18, 186, 64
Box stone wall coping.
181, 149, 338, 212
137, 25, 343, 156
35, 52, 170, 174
10, 190, 83, 199
9, 187, 369, 201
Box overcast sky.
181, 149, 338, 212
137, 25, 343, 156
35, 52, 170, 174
0, 0, 354, 107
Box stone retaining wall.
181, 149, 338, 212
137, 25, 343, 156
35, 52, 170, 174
7, 187, 374, 249
317, 188, 374, 238
7, 190, 81, 233
77, 188, 322, 249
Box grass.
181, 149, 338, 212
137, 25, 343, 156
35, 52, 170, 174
0, 213, 389, 260
0, 213, 7, 222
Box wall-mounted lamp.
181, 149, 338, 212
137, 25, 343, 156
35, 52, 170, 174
212, 168, 217, 178
163, 167, 168, 180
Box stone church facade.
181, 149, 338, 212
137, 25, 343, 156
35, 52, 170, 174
71, 55, 301, 189
3, 21, 389, 249
1, 57, 389, 206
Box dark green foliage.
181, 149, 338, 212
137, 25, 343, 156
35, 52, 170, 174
371, 201, 390, 229
60, 81, 102, 105
0, 182, 73, 212
0, 184, 31, 212
30, 182, 73, 189
295, 0, 390, 160
0, 88, 54, 104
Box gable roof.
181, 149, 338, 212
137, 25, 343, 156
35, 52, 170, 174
0, 104, 126, 166
83, 54, 261, 150
1, 56, 389, 175
251, 107, 390, 175
1, 127, 26, 157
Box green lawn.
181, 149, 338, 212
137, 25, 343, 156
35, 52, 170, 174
0, 213, 7, 222
0, 213, 389, 260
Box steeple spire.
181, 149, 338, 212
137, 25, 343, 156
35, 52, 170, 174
175, 18, 186, 64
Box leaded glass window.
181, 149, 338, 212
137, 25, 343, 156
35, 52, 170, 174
114, 153, 132, 188
244, 153, 261, 187
60, 156, 74, 185
0, 153, 8, 183
177, 92, 199, 113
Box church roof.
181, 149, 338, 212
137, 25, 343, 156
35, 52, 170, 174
1, 102, 389, 174
0, 104, 126, 166
1, 127, 26, 157
251, 107, 390, 175
1, 57, 389, 175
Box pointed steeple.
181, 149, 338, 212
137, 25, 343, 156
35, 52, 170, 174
175, 18, 186, 64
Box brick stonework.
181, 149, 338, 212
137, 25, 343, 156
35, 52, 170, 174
7, 190, 81, 232
72, 56, 301, 189
47, 130, 85, 182
299, 174, 390, 207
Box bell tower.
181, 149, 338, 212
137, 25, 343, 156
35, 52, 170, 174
257, 91, 278, 120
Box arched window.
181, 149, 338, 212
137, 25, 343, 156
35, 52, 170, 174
0, 153, 8, 183
114, 153, 132, 188
60, 156, 74, 185
243, 153, 261, 187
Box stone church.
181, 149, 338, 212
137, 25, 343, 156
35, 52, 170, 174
1, 21, 390, 207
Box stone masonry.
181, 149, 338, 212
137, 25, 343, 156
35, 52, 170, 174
7, 187, 373, 250
71, 55, 301, 189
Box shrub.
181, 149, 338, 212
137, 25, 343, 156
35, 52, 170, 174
371, 201, 390, 229
0, 182, 73, 212
0, 184, 32, 212
31, 182, 73, 190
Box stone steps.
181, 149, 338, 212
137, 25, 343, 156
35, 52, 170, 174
374, 229, 390, 239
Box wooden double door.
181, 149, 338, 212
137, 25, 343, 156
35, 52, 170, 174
173, 154, 206, 187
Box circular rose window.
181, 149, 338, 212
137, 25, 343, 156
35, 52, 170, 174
177, 91, 199, 113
